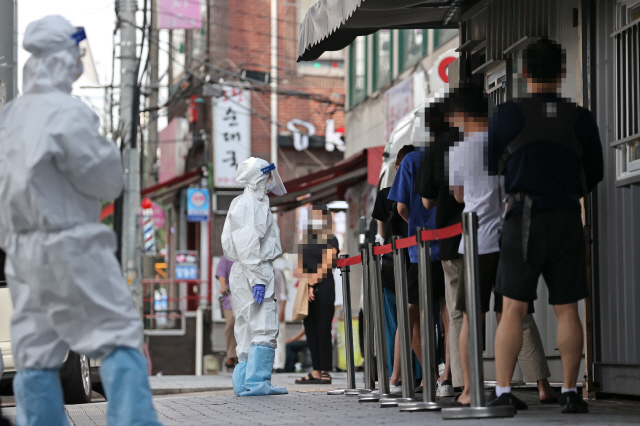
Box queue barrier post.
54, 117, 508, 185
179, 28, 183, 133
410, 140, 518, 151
359, 243, 403, 402
328, 254, 366, 395
379, 235, 422, 407
399, 227, 461, 411
441, 213, 515, 419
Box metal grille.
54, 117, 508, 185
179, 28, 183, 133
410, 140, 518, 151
614, 20, 640, 142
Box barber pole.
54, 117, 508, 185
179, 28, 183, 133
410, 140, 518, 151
141, 198, 156, 256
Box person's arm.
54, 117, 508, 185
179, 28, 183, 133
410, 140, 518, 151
377, 220, 386, 239
285, 328, 306, 344
422, 197, 437, 210
279, 300, 286, 323
576, 110, 604, 193
452, 186, 464, 203
218, 276, 227, 295
397, 202, 409, 223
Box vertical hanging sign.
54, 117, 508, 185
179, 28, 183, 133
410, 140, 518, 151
213, 86, 251, 188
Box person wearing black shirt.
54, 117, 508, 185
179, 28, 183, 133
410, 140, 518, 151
371, 145, 419, 389
414, 110, 463, 397
487, 40, 603, 414
295, 205, 339, 385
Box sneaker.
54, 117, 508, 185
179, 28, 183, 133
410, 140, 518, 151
487, 389, 528, 411
436, 379, 455, 397
390, 384, 402, 394
559, 391, 589, 414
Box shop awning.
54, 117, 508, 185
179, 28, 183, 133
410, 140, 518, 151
99, 168, 204, 221
271, 146, 384, 212
297, 0, 462, 61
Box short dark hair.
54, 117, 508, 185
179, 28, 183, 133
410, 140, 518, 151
445, 83, 489, 119
396, 144, 415, 166
523, 39, 565, 82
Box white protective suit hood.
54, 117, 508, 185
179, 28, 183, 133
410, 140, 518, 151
22, 15, 82, 95
236, 157, 271, 199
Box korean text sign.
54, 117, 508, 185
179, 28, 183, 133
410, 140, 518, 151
187, 188, 210, 222
213, 86, 251, 188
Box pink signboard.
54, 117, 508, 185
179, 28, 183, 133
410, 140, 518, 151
159, 0, 202, 30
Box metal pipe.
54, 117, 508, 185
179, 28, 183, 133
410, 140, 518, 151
195, 305, 203, 376
379, 236, 419, 407
399, 227, 460, 411
441, 213, 514, 419
328, 254, 359, 395
361, 246, 374, 391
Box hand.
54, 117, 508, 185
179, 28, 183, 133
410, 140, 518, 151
220, 286, 227, 295
253, 284, 265, 304
308, 285, 315, 302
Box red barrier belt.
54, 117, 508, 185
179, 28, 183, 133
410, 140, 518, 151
338, 223, 464, 265
336, 255, 362, 267
394, 235, 417, 250
372, 244, 392, 256
420, 222, 463, 241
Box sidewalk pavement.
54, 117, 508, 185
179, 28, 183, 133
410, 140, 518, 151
3, 372, 640, 425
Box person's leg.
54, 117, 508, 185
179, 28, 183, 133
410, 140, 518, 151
494, 297, 529, 388
442, 258, 464, 388
99, 347, 162, 426
302, 303, 322, 379
382, 288, 398, 376
13, 369, 69, 426
223, 309, 237, 363
315, 286, 335, 375
408, 303, 422, 368
553, 302, 583, 390
439, 297, 451, 382
390, 327, 402, 385
274, 320, 287, 371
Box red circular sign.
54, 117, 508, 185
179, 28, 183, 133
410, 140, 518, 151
191, 191, 206, 207
438, 57, 456, 84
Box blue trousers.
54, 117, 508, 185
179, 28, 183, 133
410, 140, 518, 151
382, 288, 422, 382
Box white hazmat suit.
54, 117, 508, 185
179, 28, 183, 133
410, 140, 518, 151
221, 157, 287, 396
0, 15, 161, 426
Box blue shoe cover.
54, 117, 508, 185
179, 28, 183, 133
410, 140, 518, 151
238, 345, 288, 397
232, 362, 247, 396
100, 347, 163, 426
13, 369, 69, 426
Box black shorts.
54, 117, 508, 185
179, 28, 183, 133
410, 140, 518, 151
494, 210, 588, 305
407, 261, 445, 306
380, 259, 395, 294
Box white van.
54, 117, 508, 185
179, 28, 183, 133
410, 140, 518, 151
0, 283, 100, 403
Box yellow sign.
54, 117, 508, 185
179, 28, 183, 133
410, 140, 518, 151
154, 263, 168, 279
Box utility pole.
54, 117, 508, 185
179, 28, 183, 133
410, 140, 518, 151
270, 0, 278, 167
147, 0, 159, 188
118, 0, 142, 313
0, 0, 17, 109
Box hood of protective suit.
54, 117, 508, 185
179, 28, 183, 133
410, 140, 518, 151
22, 15, 81, 95
236, 157, 271, 200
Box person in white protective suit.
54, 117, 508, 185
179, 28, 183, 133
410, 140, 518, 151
221, 157, 288, 396
0, 15, 162, 426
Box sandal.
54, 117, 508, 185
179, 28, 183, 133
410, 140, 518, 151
319, 372, 332, 384
295, 373, 322, 384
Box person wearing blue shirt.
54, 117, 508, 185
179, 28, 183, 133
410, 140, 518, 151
388, 147, 445, 391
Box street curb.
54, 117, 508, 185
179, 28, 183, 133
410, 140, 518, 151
152, 387, 233, 395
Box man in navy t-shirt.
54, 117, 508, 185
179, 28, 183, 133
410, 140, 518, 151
487, 40, 603, 414
388, 147, 444, 389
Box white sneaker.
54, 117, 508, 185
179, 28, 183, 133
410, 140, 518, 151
436, 379, 454, 397
390, 384, 402, 394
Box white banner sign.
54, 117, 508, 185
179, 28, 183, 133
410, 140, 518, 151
384, 76, 414, 141
213, 86, 251, 188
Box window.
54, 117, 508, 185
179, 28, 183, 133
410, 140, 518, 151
373, 30, 392, 90
613, 1, 640, 182
350, 37, 367, 107
433, 28, 459, 49
400, 29, 426, 71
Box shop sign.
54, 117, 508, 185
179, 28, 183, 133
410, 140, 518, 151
175, 250, 198, 280
384, 77, 414, 141
158, 0, 202, 29
187, 188, 210, 222
213, 86, 251, 188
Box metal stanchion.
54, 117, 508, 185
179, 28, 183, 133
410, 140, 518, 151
441, 213, 515, 419
328, 254, 367, 395
399, 227, 460, 411
349, 246, 375, 396
360, 243, 402, 402
379, 236, 421, 407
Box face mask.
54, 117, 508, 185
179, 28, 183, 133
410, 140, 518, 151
310, 219, 324, 230
265, 175, 275, 193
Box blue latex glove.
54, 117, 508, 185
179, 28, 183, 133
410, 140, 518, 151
253, 284, 265, 304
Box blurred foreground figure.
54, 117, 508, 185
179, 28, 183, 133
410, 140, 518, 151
221, 157, 288, 397
0, 15, 161, 426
